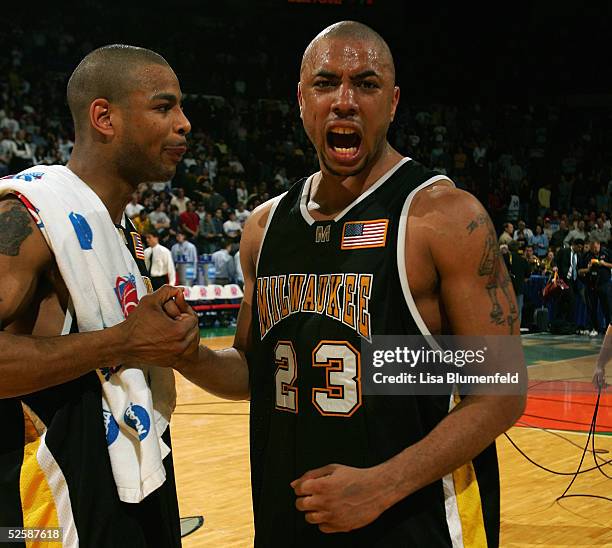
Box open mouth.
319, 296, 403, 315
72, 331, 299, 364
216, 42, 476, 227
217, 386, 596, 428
326, 128, 362, 156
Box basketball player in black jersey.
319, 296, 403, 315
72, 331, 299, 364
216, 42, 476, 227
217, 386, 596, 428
176, 22, 526, 547
0, 46, 198, 546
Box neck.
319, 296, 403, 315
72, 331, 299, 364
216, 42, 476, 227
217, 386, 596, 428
310, 144, 403, 217
67, 145, 136, 223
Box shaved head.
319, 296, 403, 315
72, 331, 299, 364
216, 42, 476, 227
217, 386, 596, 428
301, 21, 395, 83
67, 44, 170, 132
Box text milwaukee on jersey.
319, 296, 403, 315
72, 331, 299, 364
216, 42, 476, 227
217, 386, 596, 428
256, 273, 373, 340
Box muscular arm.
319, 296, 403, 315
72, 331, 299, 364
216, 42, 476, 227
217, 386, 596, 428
174, 201, 275, 400
0, 198, 199, 399
377, 188, 526, 510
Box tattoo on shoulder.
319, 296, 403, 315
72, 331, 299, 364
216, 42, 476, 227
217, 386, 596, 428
0, 203, 33, 256
466, 213, 488, 234
475, 217, 519, 334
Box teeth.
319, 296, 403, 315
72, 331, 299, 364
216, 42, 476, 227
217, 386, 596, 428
333, 147, 358, 154
330, 128, 356, 135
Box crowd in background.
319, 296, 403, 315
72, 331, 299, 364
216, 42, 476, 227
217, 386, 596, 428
1, 24, 612, 318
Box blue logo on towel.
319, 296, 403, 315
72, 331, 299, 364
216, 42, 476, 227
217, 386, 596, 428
124, 404, 151, 441
104, 410, 120, 446
69, 212, 93, 250
11, 172, 45, 182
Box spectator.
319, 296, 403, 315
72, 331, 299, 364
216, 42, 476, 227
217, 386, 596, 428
159, 228, 177, 251
236, 180, 248, 204
211, 239, 236, 286
199, 211, 222, 253
548, 210, 561, 232
530, 224, 549, 258
0, 110, 20, 134
541, 249, 555, 275
523, 245, 542, 274
179, 201, 200, 241
550, 220, 569, 250
223, 211, 242, 241
579, 237, 612, 335
235, 202, 251, 226
590, 217, 611, 246
144, 231, 176, 289
170, 187, 190, 214
208, 185, 226, 212
543, 219, 553, 240
504, 240, 531, 326
132, 209, 153, 235
125, 193, 145, 219
537, 183, 551, 216
0, 129, 16, 173
498, 222, 514, 245
195, 202, 207, 220
225, 178, 238, 207
513, 220, 533, 252
212, 207, 225, 237
564, 220, 587, 247
148, 201, 171, 232
171, 232, 198, 286
10, 129, 33, 172
553, 238, 584, 326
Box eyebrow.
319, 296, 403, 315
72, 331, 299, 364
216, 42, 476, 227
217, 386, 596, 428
313, 70, 380, 80
150, 92, 182, 103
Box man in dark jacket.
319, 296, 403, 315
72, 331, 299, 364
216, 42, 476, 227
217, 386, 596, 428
504, 240, 531, 326
553, 238, 584, 325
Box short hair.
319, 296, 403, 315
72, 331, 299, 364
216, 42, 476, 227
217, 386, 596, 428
508, 240, 519, 252
588, 235, 600, 244
573, 238, 585, 245
67, 44, 170, 132
301, 21, 395, 83
144, 231, 159, 240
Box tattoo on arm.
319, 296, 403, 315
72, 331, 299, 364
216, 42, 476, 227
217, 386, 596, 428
0, 204, 33, 256
466, 214, 488, 234
469, 215, 518, 333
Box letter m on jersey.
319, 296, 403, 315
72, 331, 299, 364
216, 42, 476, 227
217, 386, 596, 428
315, 224, 331, 243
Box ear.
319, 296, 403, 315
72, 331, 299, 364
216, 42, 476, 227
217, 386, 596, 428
89, 98, 115, 138
297, 82, 303, 120
390, 86, 400, 122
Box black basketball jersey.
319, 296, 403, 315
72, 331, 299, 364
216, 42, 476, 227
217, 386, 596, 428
250, 158, 500, 547
0, 211, 179, 547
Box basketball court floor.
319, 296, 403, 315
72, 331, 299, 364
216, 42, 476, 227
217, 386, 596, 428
171, 331, 612, 547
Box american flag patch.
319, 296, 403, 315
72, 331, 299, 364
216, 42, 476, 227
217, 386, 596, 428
131, 232, 145, 260
341, 219, 389, 250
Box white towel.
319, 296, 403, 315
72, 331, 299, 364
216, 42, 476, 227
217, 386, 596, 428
0, 165, 176, 503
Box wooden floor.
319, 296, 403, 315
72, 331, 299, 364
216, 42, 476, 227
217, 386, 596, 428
171, 335, 612, 547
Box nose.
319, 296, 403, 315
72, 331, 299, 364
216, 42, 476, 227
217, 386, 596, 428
331, 82, 358, 118
176, 108, 192, 136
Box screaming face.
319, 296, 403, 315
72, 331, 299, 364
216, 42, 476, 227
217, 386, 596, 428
298, 37, 399, 178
